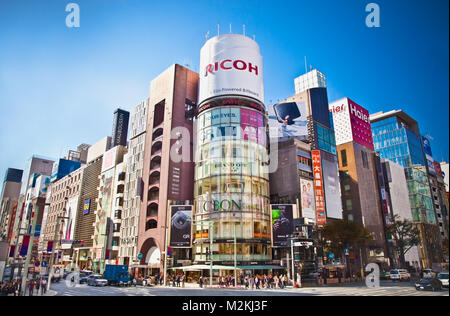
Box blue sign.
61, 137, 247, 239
344, 249, 349, 255
42, 261, 47, 268
34, 260, 40, 267
83, 199, 91, 215
137, 253, 143, 260
328, 253, 335, 259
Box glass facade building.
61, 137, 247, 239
194, 100, 271, 264
370, 112, 435, 224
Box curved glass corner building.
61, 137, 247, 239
193, 34, 271, 265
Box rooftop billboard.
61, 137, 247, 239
199, 34, 264, 105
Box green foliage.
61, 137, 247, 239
386, 215, 421, 267
322, 220, 373, 256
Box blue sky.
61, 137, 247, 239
0, 0, 448, 177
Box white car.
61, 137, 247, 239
87, 274, 108, 287
390, 269, 410, 281
437, 272, 449, 289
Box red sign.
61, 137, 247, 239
312, 150, 326, 226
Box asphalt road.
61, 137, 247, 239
49, 280, 449, 296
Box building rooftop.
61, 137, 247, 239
369, 109, 418, 128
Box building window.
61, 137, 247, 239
341, 149, 348, 167
346, 199, 353, 210
361, 151, 369, 169
348, 214, 354, 221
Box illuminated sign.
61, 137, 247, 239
312, 150, 326, 226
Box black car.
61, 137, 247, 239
415, 277, 442, 291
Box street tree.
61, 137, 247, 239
322, 220, 373, 278
386, 215, 421, 268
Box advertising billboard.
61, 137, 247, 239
102, 147, 117, 173
50, 159, 81, 183
199, 34, 264, 105
329, 98, 373, 150
169, 205, 192, 247
268, 101, 308, 139
300, 178, 316, 222
422, 136, 436, 175
271, 204, 294, 247
63, 196, 79, 241
321, 156, 343, 220
311, 151, 326, 226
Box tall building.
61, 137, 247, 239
12, 156, 54, 259
193, 34, 272, 268
370, 110, 441, 268
268, 69, 343, 225
330, 98, 388, 267
120, 99, 148, 267
137, 64, 198, 274
73, 137, 111, 270
441, 162, 449, 195
112, 109, 130, 148
92, 146, 127, 273
39, 165, 84, 262
0, 168, 23, 242
294, 69, 327, 95
421, 136, 449, 240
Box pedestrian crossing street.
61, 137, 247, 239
52, 282, 448, 296
290, 286, 448, 296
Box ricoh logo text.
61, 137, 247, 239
205, 59, 259, 77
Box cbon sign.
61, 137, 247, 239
199, 34, 264, 105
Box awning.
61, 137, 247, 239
171, 265, 241, 271
238, 265, 285, 270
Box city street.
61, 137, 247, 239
49, 281, 449, 297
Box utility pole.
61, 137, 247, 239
234, 223, 237, 287
209, 221, 213, 287
163, 225, 169, 286
20, 205, 39, 296
290, 239, 295, 286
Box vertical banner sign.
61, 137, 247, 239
169, 205, 192, 247
83, 199, 91, 215
47, 241, 53, 252
20, 235, 30, 257
271, 204, 294, 247
312, 150, 326, 226
9, 246, 15, 257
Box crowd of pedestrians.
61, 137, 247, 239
241, 274, 289, 289
0, 279, 21, 296
1, 278, 48, 296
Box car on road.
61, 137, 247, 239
422, 269, 434, 278
390, 269, 410, 281
79, 270, 93, 284
437, 272, 449, 289
87, 274, 108, 287
415, 277, 442, 291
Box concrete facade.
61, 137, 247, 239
137, 64, 198, 272
120, 99, 148, 266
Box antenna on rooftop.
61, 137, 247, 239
217, 24, 220, 36
230, 23, 232, 33
243, 24, 246, 36
205, 31, 210, 41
